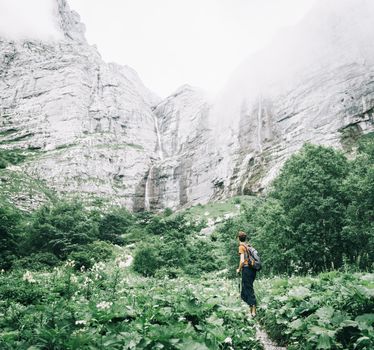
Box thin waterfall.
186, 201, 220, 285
144, 165, 154, 211
154, 115, 163, 160
144, 115, 164, 211
257, 97, 263, 154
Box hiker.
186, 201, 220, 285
237, 230, 258, 317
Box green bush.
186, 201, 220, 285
98, 207, 134, 244
68, 241, 114, 270
0, 273, 47, 305
133, 242, 162, 276
26, 200, 99, 259
0, 203, 22, 269
185, 239, 219, 275
12, 252, 60, 271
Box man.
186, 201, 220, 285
236, 231, 257, 317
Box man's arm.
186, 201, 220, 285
237, 253, 245, 273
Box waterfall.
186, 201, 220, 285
154, 116, 163, 160
144, 115, 164, 210
144, 165, 154, 211
257, 97, 263, 153
240, 154, 252, 194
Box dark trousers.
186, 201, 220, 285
241, 266, 256, 306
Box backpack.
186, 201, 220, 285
243, 244, 262, 271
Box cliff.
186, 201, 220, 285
1, 0, 373, 211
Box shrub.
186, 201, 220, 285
12, 252, 60, 271
98, 207, 134, 245
68, 241, 114, 270
26, 200, 99, 259
0, 203, 22, 269
133, 242, 162, 276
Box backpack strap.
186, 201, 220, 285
242, 243, 255, 267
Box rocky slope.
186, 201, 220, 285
0, 0, 161, 210
1, 0, 374, 211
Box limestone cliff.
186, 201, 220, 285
0, 0, 161, 209
1, 0, 374, 211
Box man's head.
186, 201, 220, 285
238, 231, 247, 242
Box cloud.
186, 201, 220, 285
0, 0, 63, 41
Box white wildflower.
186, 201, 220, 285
80, 265, 86, 272
91, 262, 105, 272
224, 337, 232, 344
96, 301, 113, 310
82, 277, 92, 287
75, 320, 87, 325
64, 260, 75, 268
22, 271, 36, 283
70, 275, 78, 283
118, 256, 133, 268
0, 269, 5, 273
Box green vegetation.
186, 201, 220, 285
0, 136, 373, 349
219, 140, 374, 275
0, 148, 33, 168
257, 271, 374, 349
0, 266, 262, 349
182, 195, 254, 221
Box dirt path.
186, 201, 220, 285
255, 324, 287, 350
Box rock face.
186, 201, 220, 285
1, 0, 374, 211
209, 0, 374, 197
0, 0, 161, 209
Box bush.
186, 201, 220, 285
133, 242, 162, 276
0, 273, 47, 304
185, 239, 219, 275
0, 203, 22, 269
12, 252, 60, 271
26, 200, 99, 259
98, 207, 134, 244
68, 241, 114, 270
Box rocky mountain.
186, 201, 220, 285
1, 0, 373, 211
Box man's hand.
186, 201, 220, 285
236, 268, 240, 274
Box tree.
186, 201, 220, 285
342, 134, 374, 268
270, 144, 349, 272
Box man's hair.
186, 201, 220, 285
238, 231, 247, 242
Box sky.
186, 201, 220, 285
68, 0, 316, 97
0, 0, 316, 97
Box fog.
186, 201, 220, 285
0, 0, 62, 41
210, 0, 374, 137
68, 0, 316, 97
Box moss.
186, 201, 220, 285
339, 124, 363, 152
93, 143, 144, 151
0, 148, 38, 168
0, 128, 18, 137
0, 132, 34, 145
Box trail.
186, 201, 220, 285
255, 323, 287, 350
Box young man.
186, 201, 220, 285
236, 231, 257, 317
